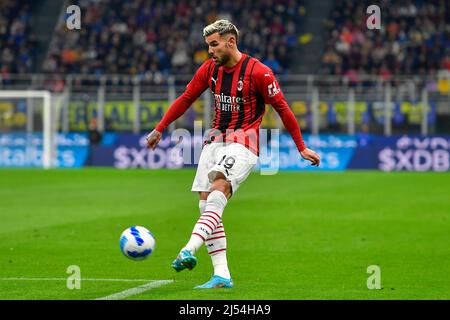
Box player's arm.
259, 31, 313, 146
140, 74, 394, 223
146, 61, 212, 149
255, 67, 320, 166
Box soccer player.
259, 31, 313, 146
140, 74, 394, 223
146, 20, 320, 289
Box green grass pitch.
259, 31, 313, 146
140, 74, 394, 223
0, 169, 449, 300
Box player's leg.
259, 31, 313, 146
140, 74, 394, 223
173, 143, 257, 283
172, 143, 217, 272
198, 191, 232, 280
182, 175, 230, 258
194, 143, 258, 288
193, 175, 233, 288
172, 179, 229, 273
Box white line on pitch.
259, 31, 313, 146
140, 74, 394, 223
95, 280, 174, 300
0, 277, 162, 283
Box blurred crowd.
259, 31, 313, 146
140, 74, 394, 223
0, 0, 37, 76
321, 0, 450, 80
4, 0, 450, 84
44, 0, 303, 78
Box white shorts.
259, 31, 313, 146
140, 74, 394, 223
191, 142, 259, 195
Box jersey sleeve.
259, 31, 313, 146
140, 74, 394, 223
254, 64, 307, 152
155, 60, 212, 132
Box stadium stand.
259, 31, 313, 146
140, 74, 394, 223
0, 0, 38, 75
321, 0, 450, 78
0, 0, 449, 135
44, 0, 304, 76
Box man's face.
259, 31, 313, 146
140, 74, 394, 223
205, 32, 232, 66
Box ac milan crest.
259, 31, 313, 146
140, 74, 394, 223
237, 80, 243, 91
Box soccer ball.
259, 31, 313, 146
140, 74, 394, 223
119, 226, 155, 260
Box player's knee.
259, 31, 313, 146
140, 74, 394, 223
198, 192, 209, 201
210, 174, 231, 199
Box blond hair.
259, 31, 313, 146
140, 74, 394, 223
203, 19, 239, 42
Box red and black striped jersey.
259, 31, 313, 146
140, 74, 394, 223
156, 54, 306, 155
